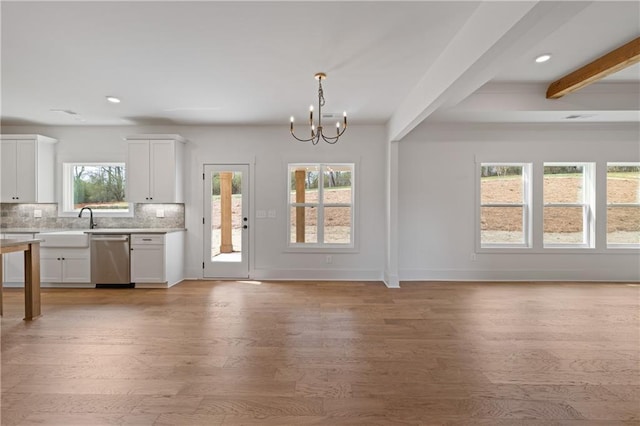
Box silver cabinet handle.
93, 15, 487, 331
92, 236, 129, 242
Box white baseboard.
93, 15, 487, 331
134, 280, 181, 288
250, 268, 383, 281
2, 282, 95, 288
399, 268, 640, 282
383, 272, 400, 288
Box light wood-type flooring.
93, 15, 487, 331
2, 281, 639, 425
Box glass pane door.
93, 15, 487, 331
203, 164, 249, 278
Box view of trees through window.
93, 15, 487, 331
72, 165, 127, 210
288, 164, 353, 245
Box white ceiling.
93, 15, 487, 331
2, 1, 639, 133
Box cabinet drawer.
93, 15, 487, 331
131, 234, 164, 245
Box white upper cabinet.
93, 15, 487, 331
0, 135, 57, 203
125, 134, 186, 203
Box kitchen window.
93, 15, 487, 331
543, 162, 595, 248
479, 163, 532, 248
61, 162, 132, 216
607, 162, 640, 248
287, 163, 354, 248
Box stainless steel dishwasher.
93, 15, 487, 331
90, 234, 133, 287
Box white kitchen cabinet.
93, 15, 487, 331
40, 248, 90, 283
126, 134, 186, 203
1, 233, 35, 283
130, 232, 184, 287
130, 234, 164, 282
0, 135, 57, 203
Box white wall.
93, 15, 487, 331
3, 124, 387, 281
4, 121, 637, 283
397, 122, 640, 281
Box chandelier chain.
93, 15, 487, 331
318, 79, 326, 107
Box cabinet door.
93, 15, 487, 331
131, 246, 165, 282
127, 140, 151, 202
62, 258, 90, 282
15, 140, 36, 202
3, 251, 25, 283
149, 140, 175, 203
0, 140, 17, 202
40, 253, 62, 282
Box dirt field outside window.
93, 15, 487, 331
481, 174, 639, 244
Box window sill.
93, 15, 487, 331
478, 247, 638, 255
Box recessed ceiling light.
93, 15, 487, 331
106, 96, 121, 103
535, 54, 552, 63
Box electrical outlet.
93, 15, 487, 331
156, 209, 165, 218
325, 255, 332, 264
33, 209, 42, 218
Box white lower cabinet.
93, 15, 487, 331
130, 232, 184, 287
41, 248, 90, 283
1, 233, 35, 283
131, 234, 164, 283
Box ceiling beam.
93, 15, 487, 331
386, 1, 537, 142
546, 36, 640, 99
386, 1, 591, 142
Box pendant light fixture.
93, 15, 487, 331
290, 72, 347, 145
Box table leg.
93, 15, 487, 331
23, 243, 41, 320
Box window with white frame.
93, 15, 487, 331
288, 163, 354, 247
62, 163, 131, 215
480, 163, 531, 247
607, 162, 639, 248
543, 163, 594, 248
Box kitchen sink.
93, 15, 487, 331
35, 230, 90, 248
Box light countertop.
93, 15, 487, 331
0, 238, 42, 248
85, 228, 186, 234
2, 228, 186, 234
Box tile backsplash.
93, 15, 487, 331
0, 203, 185, 230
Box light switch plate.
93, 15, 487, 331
256, 210, 266, 218
156, 209, 165, 218
33, 209, 42, 218
267, 209, 276, 218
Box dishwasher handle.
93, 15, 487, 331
91, 235, 129, 242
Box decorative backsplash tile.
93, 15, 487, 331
0, 203, 184, 230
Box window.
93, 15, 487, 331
543, 163, 594, 248
607, 163, 640, 248
62, 163, 131, 215
288, 163, 354, 248
480, 163, 531, 247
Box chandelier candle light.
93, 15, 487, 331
290, 72, 347, 145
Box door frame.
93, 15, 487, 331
202, 163, 253, 279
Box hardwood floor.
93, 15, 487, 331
2, 281, 639, 425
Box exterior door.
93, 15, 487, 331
203, 164, 249, 278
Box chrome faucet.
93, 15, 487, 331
78, 207, 97, 229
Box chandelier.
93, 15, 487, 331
290, 72, 347, 145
